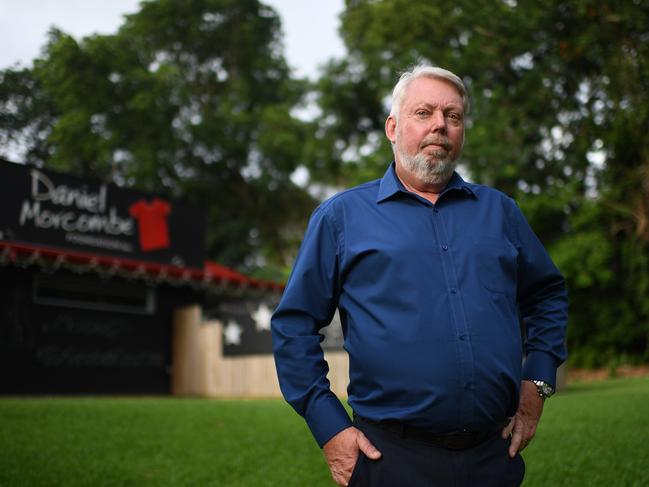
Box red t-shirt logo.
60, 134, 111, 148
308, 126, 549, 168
129, 198, 171, 251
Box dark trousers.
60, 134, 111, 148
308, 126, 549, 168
349, 416, 525, 487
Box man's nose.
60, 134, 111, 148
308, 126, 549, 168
429, 110, 446, 133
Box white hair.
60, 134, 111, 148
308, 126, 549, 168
389, 64, 469, 120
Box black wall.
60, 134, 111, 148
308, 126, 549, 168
0, 267, 201, 394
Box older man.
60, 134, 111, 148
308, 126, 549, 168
271, 64, 568, 487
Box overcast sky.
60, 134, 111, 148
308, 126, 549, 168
0, 0, 346, 79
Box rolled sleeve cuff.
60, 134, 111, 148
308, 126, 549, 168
305, 393, 353, 447
522, 350, 559, 388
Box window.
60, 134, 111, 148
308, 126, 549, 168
33, 273, 155, 315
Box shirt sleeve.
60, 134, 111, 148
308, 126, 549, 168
129, 201, 143, 219
153, 198, 171, 217
509, 201, 569, 388
271, 205, 352, 447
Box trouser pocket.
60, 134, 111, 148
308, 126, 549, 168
348, 452, 367, 487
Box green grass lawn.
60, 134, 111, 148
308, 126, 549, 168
1, 376, 648, 486
522, 376, 649, 487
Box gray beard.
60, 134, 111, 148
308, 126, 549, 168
397, 146, 457, 186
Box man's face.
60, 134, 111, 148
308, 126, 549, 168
385, 77, 465, 185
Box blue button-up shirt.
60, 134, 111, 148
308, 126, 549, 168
271, 163, 568, 447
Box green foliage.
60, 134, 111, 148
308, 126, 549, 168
2, 0, 648, 362
0, 0, 315, 270
304, 0, 649, 366
0, 67, 56, 162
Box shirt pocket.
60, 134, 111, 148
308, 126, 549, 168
471, 235, 518, 297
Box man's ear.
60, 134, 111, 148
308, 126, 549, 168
385, 115, 397, 144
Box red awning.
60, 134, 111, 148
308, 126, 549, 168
0, 241, 284, 294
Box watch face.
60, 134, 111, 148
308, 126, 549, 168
538, 381, 554, 397
533, 380, 554, 397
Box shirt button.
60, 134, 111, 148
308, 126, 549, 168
459, 334, 467, 341
450, 288, 457, 294
464, 382, 475, 390
433, 208, 439, 214
442, 244, 448, 251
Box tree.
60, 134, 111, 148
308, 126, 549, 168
304, 0, 649, 366
0, 0, 314, 273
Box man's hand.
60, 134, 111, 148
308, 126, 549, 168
322, 426, 382, 486
501, 380, 545, 458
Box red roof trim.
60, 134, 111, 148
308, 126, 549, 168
0, 241, 284, 293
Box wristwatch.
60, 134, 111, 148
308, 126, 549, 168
530, 380, 555, 399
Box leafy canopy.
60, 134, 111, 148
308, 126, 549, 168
306, 0, 649, 366
0, 0, 315, 273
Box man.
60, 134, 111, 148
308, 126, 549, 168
271, 64, 568, 487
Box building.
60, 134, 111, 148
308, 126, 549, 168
0, 160, 353, 398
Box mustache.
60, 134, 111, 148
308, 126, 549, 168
420, 136, 451, 151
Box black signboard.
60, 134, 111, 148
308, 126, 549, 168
0, 267, 179, 394
0, 161, 206, 269
218, 299, 344, 356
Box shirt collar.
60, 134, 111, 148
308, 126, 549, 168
376, 162, 476, 203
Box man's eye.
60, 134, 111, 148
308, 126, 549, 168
415, 110, 429, 117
